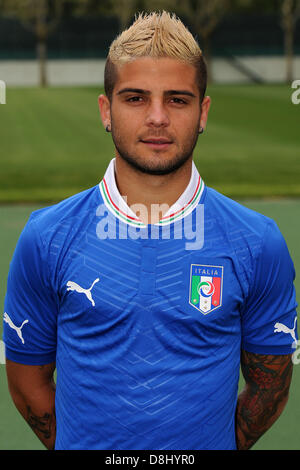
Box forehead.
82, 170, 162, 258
113, 57, 199, 96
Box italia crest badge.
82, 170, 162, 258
189, 264, 223, 315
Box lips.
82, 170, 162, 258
141, 138, 172, 144
140, 137, 173, 150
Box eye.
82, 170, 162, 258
170, 97, 187, 105
126, 96, 144, 103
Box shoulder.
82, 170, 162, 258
13, 186, 102, 268
203, 186, 284, 250
26, 185, 101, 239
204, 186, 272, 236
203, 187, 291, 279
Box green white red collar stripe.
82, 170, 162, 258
157, 175, 203, 225
99, 158, 204, 228
100, 178, 145, 227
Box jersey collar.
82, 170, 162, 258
99, 158, 204, 228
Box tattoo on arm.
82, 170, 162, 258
236, 351, 293, 450
27, 406, 56, 442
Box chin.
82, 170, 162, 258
115, 140, 193, 176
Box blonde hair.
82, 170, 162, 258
104, 11, 207, 101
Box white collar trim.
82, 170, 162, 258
99, 158, 204, 227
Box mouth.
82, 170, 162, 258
140, 138, 173, 150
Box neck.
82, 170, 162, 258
114, 155, 193, 225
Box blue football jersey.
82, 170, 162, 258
3, 159, 298, 450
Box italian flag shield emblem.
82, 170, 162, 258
189, 264, 223, 314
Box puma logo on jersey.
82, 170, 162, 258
3, 312, 29, 344
274, 316, 298, 348
66, 278, 100, 307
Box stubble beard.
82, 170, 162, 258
110, 119, 200, 176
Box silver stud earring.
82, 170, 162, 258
199, 127, 204, 135
105, 124, 111, 133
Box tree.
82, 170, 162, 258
74, 0, 139, 32
0, 0, 66, 87
280, 0, 300, 82
107, 0, 139, 32
231, 0, 300, 83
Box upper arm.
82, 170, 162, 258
240, 350, 293, 398
3, 217, 57, 365
236, 350, 293, 449
241, 220, 298, 355
5, 359, 56, 450
6, 359, 56, 393
6, 360, 56, 406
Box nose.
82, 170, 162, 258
145, 99, 170, 128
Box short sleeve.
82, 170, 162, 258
3, 216, 57, 365
241, 220, 298, 355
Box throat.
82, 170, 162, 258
116, 164, 192, 225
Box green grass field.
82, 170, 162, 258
0, 84, 299, 202
0, 84, 299, 449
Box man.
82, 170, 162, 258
3, 11, 298, 450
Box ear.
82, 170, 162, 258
199, 96, 211, 131
98, 94, 111, 130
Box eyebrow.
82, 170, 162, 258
116, 88, 196, 98
166, 90, 196, 98
117, 88, 150, 95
